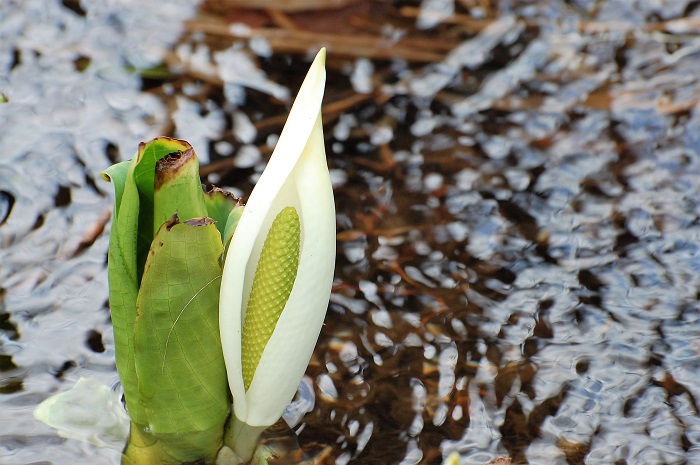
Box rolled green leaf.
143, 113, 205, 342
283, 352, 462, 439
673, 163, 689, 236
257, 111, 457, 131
103, 161, 130, 215
102, 138, 231, 464
102, 157, 147, 426
134, 216, 228, 462
102, 137, 198, 426
203, 187, 244, 259
152, 146, 208, 235
122, 420, 227, 465
134, 138, 192, 280
203, 187, 240, 240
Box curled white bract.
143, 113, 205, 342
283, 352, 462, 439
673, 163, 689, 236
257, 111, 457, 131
219, 48, 335, 428
33, 377, 130, 449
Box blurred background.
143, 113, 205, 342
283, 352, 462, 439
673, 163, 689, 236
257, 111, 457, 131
2, 0, 700, 464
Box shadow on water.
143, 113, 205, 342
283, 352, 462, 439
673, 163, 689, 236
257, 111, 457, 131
3, 0, 700, 464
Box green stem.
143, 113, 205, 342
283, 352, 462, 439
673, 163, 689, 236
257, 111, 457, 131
225, 415, 267, 463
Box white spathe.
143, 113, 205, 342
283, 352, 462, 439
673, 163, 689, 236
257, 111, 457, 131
219, 48, 335, 428
33, 377, 130, 449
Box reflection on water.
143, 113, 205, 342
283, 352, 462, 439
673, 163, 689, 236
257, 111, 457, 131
0, 1, 198, 464
3, 0, 700, 464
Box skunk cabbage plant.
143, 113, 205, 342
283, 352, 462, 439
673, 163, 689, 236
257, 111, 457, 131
102, 137, 241, 465
219, 48, 334, 461
34, 48, 334, 465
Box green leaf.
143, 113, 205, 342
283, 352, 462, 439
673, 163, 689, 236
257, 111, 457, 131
101, 161, 130, 219
203, 188, 244, 262
123, 421, 226, 465
203, 187, 241, 245
152, 145, 207, 234
133, 138, 189, 205
133, 216, 229, 461
133, 138, 193, 278
104, 154, 147, 425
102, 138, 197, 426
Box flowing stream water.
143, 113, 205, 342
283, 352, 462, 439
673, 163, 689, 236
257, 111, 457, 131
2, 1, 700, 464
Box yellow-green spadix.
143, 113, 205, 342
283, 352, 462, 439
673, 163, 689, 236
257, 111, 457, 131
219, 48, 335, 460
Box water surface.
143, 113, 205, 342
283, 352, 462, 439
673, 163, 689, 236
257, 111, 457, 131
2, 1, 700, 464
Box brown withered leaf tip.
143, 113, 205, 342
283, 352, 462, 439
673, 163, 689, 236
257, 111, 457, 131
154, 147, 196, 189
155, 148, 192, 171
164, 212, 180, 231
206, 185, 243, 206
184, 217, 215, 227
